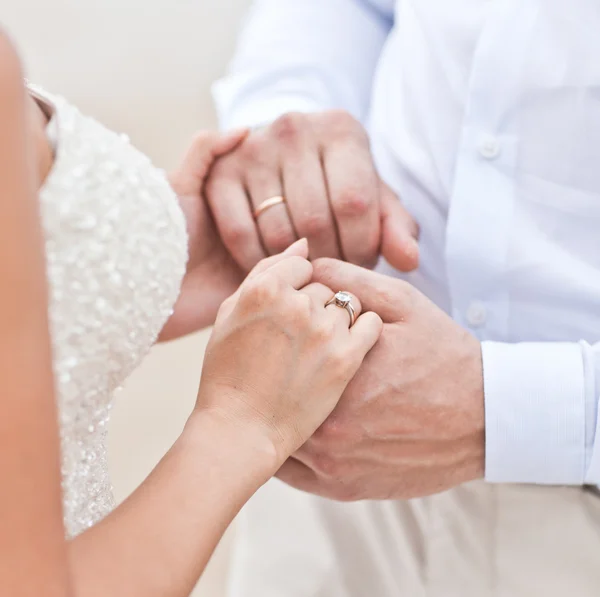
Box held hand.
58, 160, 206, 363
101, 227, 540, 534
159, 129, 249, 341
193, 243, 383, 468
205, 110, 419, 273
277, 259, 485, 500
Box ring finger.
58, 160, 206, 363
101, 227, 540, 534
246, 166, 298, 256
300, 284, 362, 329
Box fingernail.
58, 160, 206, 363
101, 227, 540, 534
283, 240, 300, 254
283, 238, 308, 254
228, 127, 250, 139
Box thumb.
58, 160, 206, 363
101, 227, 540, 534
174, 128, 249, 189
379, 183, 420, 272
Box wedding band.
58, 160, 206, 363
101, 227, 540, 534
325, 291, 357, 328
253, 196, 286, 219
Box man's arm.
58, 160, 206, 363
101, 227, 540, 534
483, 341, 600, 485
214, 0, 394, 129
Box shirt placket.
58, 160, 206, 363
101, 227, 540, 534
445, 0, 538, 344
428, 4, 540, 596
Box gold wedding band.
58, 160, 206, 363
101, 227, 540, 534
253, 196, 286, 219
325, 291, 357, 328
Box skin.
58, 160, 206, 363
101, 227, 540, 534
277, 259, 486, 501
205, 110, 420, 273
0, 35, 383, 597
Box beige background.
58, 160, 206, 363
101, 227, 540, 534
2, 0, 252, 594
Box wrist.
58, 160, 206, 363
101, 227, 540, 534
459, 335, 486, 482
181, 407, 281, 485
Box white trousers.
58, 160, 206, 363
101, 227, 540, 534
228, 479, 600, 596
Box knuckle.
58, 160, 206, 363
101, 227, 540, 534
241, 274, 281, 307
311, 282, 335, 300
334, 188, 371, 219
272, 112, 305, 143
301, 213, 331, 240
323, 110, 366, 141
395, 278, 417, 308
239, 135, 270, 165
222, 221, 254, 251
205, 162, 236, 194
324, 109, 357, 131
311, 317, 336, 344
284, 293, 312, 327
327, 346, 355, 376
368, 278, 415, 318
263, 226, 296, 254
311, 258, 338, 284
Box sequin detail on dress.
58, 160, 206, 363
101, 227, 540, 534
32, 86, 188, 538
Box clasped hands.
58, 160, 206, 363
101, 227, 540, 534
165, 111, 486, 501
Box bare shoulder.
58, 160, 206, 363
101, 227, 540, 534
0, 27, 36, 271
0, 29, 25, 102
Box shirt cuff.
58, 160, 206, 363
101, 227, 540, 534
482, 341, 587, 485
584, 342, 600, 483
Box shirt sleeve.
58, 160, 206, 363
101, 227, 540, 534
212, 0, 394, 130
482, 341, 600, 485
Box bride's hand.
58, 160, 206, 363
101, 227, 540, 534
160, 129, 249, 341
193, 240, 383, 467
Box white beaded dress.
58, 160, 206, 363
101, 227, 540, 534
32, 87, 188, 538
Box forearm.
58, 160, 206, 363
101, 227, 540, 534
68, 411, 277, 597
483, 340, 600, 485
214, 0, 393, 129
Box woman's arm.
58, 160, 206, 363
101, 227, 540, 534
0, 33, 71, 597
68, 412, 276, 597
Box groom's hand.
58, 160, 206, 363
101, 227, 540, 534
277, 259, 485, 500
205, 110, 419, 273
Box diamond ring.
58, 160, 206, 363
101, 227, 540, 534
325, 291, 357, 328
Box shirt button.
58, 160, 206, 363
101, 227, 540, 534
466, 301, 487, 328
478, 136, 501, 160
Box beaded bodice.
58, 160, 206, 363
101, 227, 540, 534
34, 87, 188, 537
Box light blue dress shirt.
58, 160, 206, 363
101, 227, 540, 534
213, 0, 600, 486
